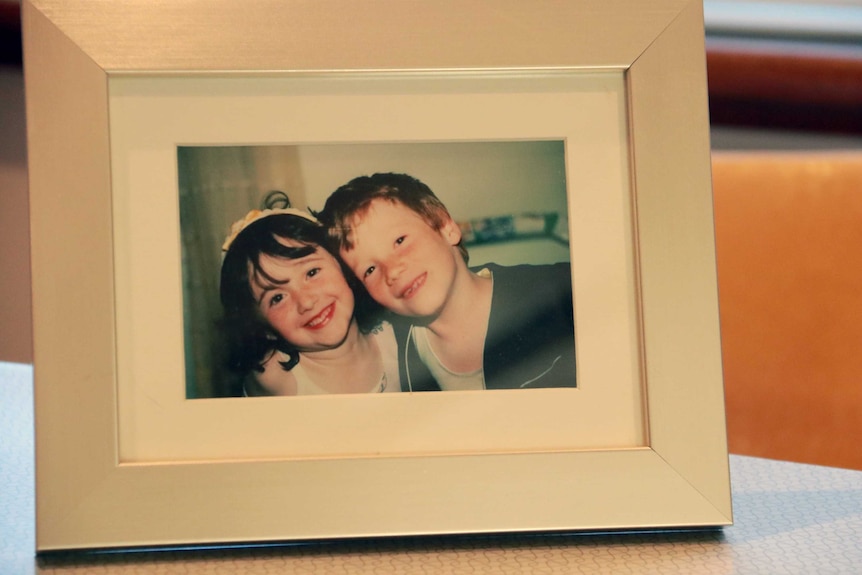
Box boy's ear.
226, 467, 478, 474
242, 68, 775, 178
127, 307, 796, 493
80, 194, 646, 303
439, 214, 462, 246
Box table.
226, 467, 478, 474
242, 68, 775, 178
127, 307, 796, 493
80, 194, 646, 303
2, 362, 861, 573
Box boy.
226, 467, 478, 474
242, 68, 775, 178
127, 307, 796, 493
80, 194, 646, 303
319, 172, 576, 392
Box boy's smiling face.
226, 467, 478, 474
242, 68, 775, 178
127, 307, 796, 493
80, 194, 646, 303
341, 198, 463, 319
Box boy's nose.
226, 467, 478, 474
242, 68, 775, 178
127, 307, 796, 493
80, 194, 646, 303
384, 260, 405, 286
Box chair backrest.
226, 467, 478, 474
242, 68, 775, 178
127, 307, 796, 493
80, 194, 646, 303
713, 151, 862, 470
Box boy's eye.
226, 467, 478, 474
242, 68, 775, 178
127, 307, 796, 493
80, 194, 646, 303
363, 265, 376, 279
395, 235, 406, 245
307, 267, 321, 279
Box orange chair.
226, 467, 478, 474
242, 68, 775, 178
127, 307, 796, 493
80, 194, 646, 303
712, 152, 862, 470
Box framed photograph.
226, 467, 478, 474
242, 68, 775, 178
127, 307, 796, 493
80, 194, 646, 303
177, 140, 573, 400
24, 0, 731, 552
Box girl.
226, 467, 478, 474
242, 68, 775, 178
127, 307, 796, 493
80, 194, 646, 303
219, 194, 400, 396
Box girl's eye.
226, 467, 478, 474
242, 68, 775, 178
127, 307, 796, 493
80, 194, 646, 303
307, 267, 321, 279
363, 265, 376, 279
268, 293, 284, 308
395, 235, 406, 245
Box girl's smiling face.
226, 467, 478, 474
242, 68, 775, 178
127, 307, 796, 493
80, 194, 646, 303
250, 239, 356, 353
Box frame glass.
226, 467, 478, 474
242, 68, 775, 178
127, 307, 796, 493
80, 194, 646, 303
24, 0, 731, 551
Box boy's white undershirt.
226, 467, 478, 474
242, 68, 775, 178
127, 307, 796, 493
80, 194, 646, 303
409, 267, 492, 392
412, 325, 486, 391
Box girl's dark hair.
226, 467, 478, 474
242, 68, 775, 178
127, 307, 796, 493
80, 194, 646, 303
219, 193, 382, 376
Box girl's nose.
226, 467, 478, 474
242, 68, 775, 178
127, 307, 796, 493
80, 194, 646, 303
295, 288, 317, 313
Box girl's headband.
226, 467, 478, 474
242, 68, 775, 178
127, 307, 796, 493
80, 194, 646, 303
221, 207, 320, 252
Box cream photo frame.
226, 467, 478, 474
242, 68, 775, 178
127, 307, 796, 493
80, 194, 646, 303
24, 0, 731, 551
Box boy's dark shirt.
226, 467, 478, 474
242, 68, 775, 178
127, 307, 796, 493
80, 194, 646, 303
392, 262, 577, 391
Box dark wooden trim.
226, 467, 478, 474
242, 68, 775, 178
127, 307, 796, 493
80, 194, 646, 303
708, 97, 862, 134
0, 2, 22, 66
706, 38, 862, 134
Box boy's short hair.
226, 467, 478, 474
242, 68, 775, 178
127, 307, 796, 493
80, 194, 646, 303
318, 172, 469, 263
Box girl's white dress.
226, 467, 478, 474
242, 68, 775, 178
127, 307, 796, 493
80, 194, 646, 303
258, 321, 401, 395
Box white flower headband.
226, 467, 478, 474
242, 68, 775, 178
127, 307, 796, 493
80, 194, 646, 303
221, 207, 320, 252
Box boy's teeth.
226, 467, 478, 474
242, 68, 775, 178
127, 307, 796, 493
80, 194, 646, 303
397, 272, 423, 300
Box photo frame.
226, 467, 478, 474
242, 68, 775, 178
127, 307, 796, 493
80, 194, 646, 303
24, 0, 731, 551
